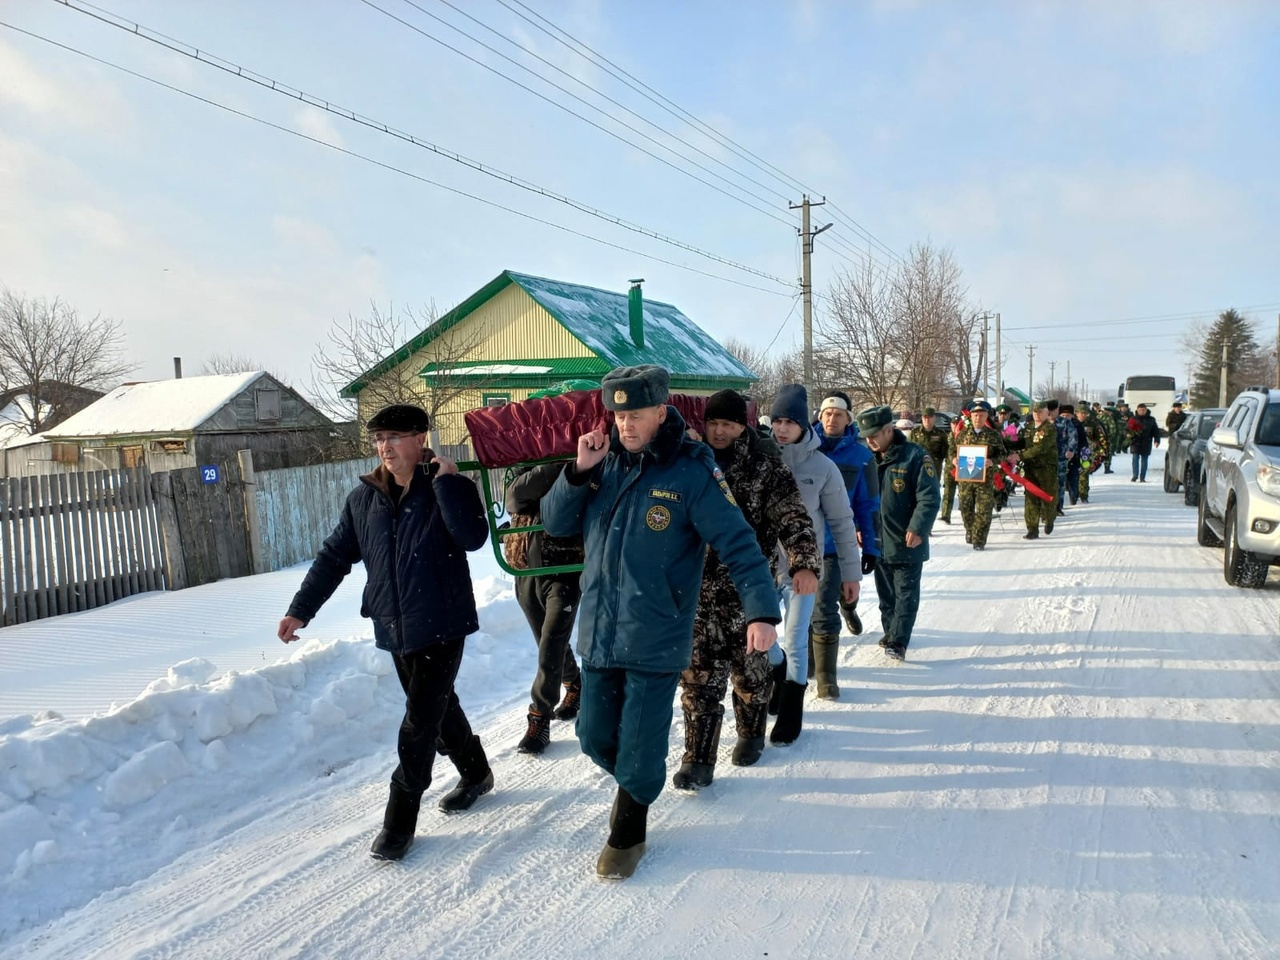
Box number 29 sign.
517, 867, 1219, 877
200, 464, 221, 485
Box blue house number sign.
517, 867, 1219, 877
200, 465, 221, 485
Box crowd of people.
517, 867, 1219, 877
272, 370, 1170, 882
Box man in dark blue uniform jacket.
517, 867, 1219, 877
542, 365, 779, 880
278, 403, 491, 862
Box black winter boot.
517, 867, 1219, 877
553, 679, 581, 721
370, 784, 421, 861
673, 711, 721, 790
767, 654, 787, 716
597, 787, 648, 880
731, 736, 765, 766
840, 597, 863, 636
769, 681, 807, 746
438, 735, 494, 813
517, 710, 551, 755
812, 634, 841, 700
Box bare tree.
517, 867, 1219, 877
723, 337, 802, 419
201, 351, 289, 383
308, 300, 493, 456
0, 287, 135, 433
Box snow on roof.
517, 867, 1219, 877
44, 372, 266, 438
507, 273, 756, 381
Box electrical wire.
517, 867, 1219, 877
355, 0, 794, 227
50, 0, 796, 290
0, 19, 797, 298
495, 0, 905, 265
1002, 302, 1280, 332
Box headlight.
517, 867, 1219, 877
1257, 462, 1280, 497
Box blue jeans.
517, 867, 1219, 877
1131, 452, 1148, 480
769, 582, 816, 684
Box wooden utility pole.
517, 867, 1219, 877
1048, 360, 1057, 394
995, 312, 1002, 404
1219, 342, 1230, 407
1026, 345, 1035, 403
791, 195, 830, 395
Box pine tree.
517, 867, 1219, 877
1190, 309, 1267, 408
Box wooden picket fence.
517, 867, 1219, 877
0, 468, 168, 625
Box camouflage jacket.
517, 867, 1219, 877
949, 423, 1008, 487
908, 424, 950, 468
698, 428, 820, 623
1019, 419, 1058, 482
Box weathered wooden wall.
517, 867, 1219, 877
0, 468, 167, 625
253, 456, 379, 573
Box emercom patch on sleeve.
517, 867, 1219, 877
711, 465, 739, 507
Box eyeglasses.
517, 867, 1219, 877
370, 432, 421, 450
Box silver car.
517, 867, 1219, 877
1197, 388, 1280, 587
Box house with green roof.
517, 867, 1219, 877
342, 270, 757, 446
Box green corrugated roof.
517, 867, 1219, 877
507, 272, 756, 383
341, 270, 756, 397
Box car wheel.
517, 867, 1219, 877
1163, 457, 1178, 492
1197, 482, 1223, 548
1182, 467, 1199, 507
1224, 502, 1269, 588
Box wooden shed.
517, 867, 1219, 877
35, 372, 335, 474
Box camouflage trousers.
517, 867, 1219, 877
680, 607, 773, 744
1023, 471, 1058, 531
1079, 469, 1091, 501
958, 483, 996, 547
942, 465, 957, 519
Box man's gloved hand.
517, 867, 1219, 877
861, 553, 877, 575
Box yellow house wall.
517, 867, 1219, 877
357, 284, 593, 445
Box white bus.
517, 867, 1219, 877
1118, 374, 1177, 416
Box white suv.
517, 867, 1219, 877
1197, 387, 1280, 587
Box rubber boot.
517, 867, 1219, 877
767, 653, 787, 716
370, 783, 421, 861
597, 787, 648, 880
673, 711, 721, 790
731, 689, 767, 767
769, 680, 806, 746
812, 633, 841, 700
438, 735, 494, 813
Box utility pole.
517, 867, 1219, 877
790, 195, 830, 396
1066, 361, 1071, 400
1048, 360, 1057, 395
1275, 312, 1280, 389
995, 312, 1002, 405
1026, 345, 1035, 402
1219, 342, 1230, 408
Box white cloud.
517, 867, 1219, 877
293, 106, 345, 148
0, 39, 131, 131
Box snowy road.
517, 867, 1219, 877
2, 469, 1278, 959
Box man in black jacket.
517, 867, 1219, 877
1128, 403, 1161, 482
277, 403, 492, 862
505, 462, 584, 756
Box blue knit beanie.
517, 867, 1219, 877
770, 384, 809, 426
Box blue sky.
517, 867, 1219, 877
1, 0, 1277, 401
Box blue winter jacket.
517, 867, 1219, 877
542, 407, 780, 673
814, 423, 882, 558
286, 457, 490, 656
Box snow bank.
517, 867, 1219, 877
0, 571, 532, 937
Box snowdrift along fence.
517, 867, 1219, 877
0, 468, 168, 625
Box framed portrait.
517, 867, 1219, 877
956, 444, 988, 483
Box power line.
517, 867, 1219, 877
0, 19, 795, 298
495, 0, 905, 265
356, 0, 794, 228
51, 0, 795, 290
424, 0, 791, 205
1002, 301, 1280, 333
